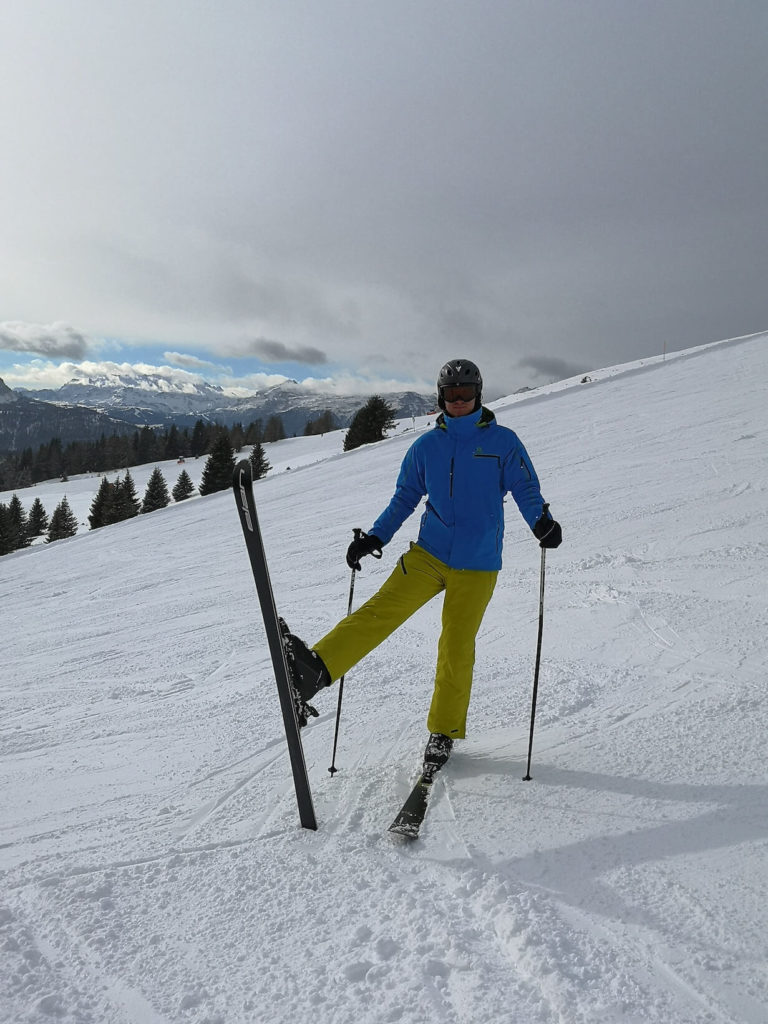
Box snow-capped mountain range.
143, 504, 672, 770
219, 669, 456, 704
0, 376, 138, 452
15, 368, 434, 437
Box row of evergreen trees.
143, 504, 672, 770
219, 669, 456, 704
86, 467, 198, 528
0, 414, 290, 491
1, 396, 396, 555
0, 394, 394, 492
0, 492, 81, 552
0, 397, 391, 492
0, 435, 273, 555
0, 493, 49, 552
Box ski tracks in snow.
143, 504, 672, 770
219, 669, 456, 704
1, 892, 174, 1024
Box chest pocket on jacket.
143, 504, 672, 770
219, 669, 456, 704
470, 452, 503, 492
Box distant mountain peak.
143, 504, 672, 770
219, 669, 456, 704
61, 366, 230, 398
11, 367, 434, 440
0, 377, 20, 405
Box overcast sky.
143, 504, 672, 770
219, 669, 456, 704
1, 0, 766, 398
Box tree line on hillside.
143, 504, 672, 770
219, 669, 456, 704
0, 393, 393, 489
0, 491, 84, 551
0, 432, 273, 555
0, 413, 297, 491
1, 396, 396, 555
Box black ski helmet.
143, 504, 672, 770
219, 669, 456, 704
437, 358, 483, 410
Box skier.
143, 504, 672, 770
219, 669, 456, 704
285, 358, 562, 771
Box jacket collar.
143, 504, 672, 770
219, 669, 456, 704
436, 406, 495, 433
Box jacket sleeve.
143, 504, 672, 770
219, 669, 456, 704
370, 441, 427, 545
503, 434, 548, 529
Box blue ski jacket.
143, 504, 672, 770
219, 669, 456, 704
370, 407, 549, 571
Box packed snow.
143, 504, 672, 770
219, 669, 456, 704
2, 333, 767, 1024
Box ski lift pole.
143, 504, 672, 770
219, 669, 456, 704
523, 545, 547, 781
328, 530, 362, 775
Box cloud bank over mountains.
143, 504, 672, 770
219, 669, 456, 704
0, 322, 92, 360
1, 4, 765, 398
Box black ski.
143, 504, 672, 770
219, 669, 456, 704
232, 459, 317, 831
388, 766, 439, 839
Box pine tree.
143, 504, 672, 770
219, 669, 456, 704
164, 424, 183, 460
191, 419, 208, 457
304, 410, 336, 436
141, 467, 171, 513
249, 441, 272, 480
343, 396, 396, 452
172, 469, 195, 502
0, 503, 14, 555
263, 415, 286, 443
42, 438, 64, 481
135, 425, 159, 464
28, 497, 49, 537
199, 431, 236, 496
229, 422, 245, 452
8, 494, 31, 548
89, 477, 113, 529
46, 497, 78, 542
116, 471, 141, 520
245, 419, 263, 445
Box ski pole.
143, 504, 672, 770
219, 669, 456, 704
328, 529, 361, 776
523, 545, 547, 781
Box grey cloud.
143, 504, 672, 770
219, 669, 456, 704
518, 355, 586, 384
163, 351, 228, 372
247, 339, 328, 366
0, 3, 765, 389
0, 322, 91, 359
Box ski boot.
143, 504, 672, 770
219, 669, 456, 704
279, 619, 331, 727
423, 732, 453, 776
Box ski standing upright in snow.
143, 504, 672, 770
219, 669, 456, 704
232, 459, 317, 831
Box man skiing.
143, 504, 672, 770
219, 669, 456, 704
285, 358, 562, 772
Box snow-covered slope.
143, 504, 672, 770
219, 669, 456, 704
3, 333, 767, 1023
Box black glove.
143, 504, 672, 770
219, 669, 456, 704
346, 531, 384, 570
533, 513, 562, 549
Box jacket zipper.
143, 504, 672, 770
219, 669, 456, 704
449, 457, 454, 497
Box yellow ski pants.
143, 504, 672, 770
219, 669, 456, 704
312, 543, 497, 739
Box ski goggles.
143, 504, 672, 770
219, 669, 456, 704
441, 384, 479, 403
